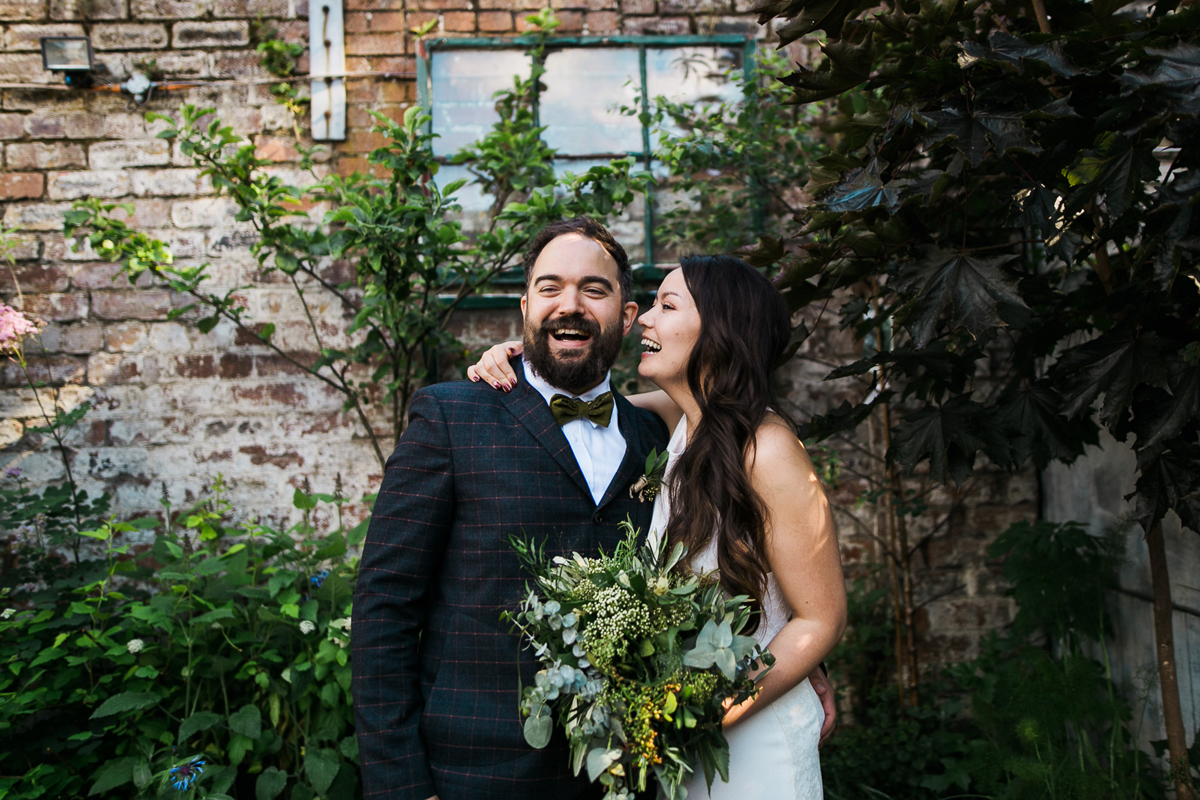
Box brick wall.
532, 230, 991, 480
0, 0, 1035, 665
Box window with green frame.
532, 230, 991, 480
416, 35, 757, 272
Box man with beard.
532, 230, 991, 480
352, 217, 670, 800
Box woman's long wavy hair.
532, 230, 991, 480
664, 255, 793, 632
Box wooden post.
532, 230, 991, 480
1146, 521, 1196, 800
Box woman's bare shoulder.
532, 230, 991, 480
749, 415, 817, 480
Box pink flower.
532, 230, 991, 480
0, 303, 42, 355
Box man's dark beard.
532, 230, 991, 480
524, 313, 624, 395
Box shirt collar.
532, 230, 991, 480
523, 357, 614, 413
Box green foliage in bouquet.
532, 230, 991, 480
0, 477, 364, 800
503, 522, 772, 800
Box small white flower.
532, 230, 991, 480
210, 622, 221, 629
299, 620, 316, 635
1, 608, 14, 620
127, 639, 144, 654
330, 617, 351, 631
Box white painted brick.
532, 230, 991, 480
0, 419, 22, 447
89, 139, 171, 169
130, 0, 211, 18
4, 142, 86, 170
3, 23, 87, 51
172, 20, 248, 48
47, 170, 131, 201
170, 197, 240, 228
130, 168, 212, 197
0, 53, 51, 84
2, 202, 76, 232
92, 23, 170, 50
50, 0, 127, 19
0, 0, 48, 21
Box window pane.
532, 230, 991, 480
646, 47, 744, 138
431, 49, 532, 157
540, 48, 644, 156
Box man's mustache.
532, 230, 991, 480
539, 315, 601, 338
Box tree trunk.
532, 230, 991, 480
1146, 521, 1196, 800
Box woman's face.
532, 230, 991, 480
637, 268, 702, 391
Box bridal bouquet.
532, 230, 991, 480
503, 522, 772, 800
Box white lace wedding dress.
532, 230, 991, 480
649, 416, 825, 800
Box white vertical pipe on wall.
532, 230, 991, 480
309, 0, 346, 141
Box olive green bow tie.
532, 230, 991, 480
549, 392, 614, 428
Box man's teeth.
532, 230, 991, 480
641, 338, 661, 352
554, 329, 588, 339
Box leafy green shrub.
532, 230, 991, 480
0, 477, 363, 800
823, 521, 1170, 799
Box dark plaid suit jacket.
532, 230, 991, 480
352, 363, 669, 800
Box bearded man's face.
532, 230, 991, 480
520, 233, 637, 395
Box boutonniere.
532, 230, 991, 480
629, 448, 669, 503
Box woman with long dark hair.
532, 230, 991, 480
470, 255, 847, 798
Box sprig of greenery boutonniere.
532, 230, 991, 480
629, 448, 669, 503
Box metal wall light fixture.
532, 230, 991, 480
40, 36, 94, 87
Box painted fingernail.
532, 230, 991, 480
493, 382, 501, 389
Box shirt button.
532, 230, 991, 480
592, 512, 603, 524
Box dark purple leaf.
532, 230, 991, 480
1051, 327, 1169, 425
891, 248, 1027, 348
1120, 44, 1200, 115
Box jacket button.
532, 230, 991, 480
593, 512, 603, 524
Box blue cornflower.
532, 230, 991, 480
169, 757, 205, 791
310, 570, 329, 588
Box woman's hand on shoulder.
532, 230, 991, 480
467, 341, 522, 390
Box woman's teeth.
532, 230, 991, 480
641, 338, 661, 353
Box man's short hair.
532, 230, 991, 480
522, 217, 632, 303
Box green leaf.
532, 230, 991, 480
991, 381, 1097, 469
585, 747, 623, 782
293, 487, 319, 510
523, 703, 552, 749
89, 757, 136, 795
891, 248, 1027, 349
229, 704, 262, 740
132, 758, 152, 790
257, 767, 288, 800
304, 748, 340, 795
179, 711, 222, 742
1135, 443, 1200, 536
90, 691, 158, 718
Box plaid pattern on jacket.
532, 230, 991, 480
352, 366, 670, 800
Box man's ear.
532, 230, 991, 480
520, 294, 528, 318
621, 300, 639, 335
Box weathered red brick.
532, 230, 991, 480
0, 174, 44, 200
345, 11, 408, 31
552, 0, 615, 7
444, 10, 476, 30
585, 10, 619, 31
344, 0, 403, 8
20, 292, 88, 322
480, 0, 541, 8
91, 290, 173, 321
346, 33, 406, 56
5, 143, 87, 170
239, 445, 303, 469
621, 0, 655, 10
104, 322, 149, 352
411, 0, 469, 7
0, 261, 68, 293
1, 355, 86, 387
478, 10, 513, 30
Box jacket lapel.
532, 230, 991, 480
597, 391, 647, 512
498, 360, 593, 503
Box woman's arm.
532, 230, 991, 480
722, 421, 847, 729
466, 342, 683, 430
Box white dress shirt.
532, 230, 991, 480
523, 357, 627, 505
